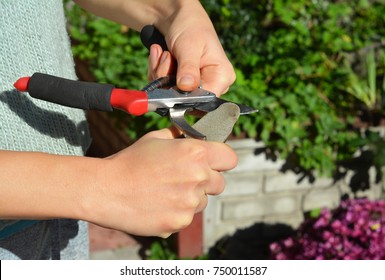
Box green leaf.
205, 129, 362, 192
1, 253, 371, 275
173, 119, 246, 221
309, 208, 322, 219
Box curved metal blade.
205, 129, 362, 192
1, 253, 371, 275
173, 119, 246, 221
169, 108, 207, 140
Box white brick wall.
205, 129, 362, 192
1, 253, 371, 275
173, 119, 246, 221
203, 139, 385, 252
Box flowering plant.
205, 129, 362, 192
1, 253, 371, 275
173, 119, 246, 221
270, 198, 385, 259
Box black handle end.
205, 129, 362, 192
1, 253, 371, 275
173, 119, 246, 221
140, 25, 168, 51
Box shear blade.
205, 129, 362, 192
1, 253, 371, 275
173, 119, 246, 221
169, 108, 207, 140
195, 98, 258, 115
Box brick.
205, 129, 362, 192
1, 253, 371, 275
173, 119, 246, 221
268, 194, 301, 215
355, 182, 383, 200
368, 166, 378, 184
303, 187, 340, 212
221, 198, 264, 221
264, 171, 311, 192
226, 138, 263, 150
221, 194, 300, 221
229, 151, 283, 173
223, 172, 263, 196
264, 170, 335, 193
226, 139, 284, 173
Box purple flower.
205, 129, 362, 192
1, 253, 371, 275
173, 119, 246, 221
269, 198, 385, 260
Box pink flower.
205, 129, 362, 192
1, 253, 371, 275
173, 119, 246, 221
270, 198, 385, 260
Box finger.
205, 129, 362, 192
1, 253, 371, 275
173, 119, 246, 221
195, 170, 225, 212
155, 51, 174, 78
148, 48, 174, 80
147, 44, 162, 81
205, 142, 238, 171
204, 170, 226, 196
195, 193, 208, 213
200, 63, 236, 96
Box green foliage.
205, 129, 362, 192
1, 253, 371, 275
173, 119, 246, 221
146, 239, 208, 260
308, 207, 322, 219
201, 0, 385, 176
65, 0, 385, 177
146, 240, 178, 260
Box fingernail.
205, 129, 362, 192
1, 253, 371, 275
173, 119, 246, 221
179, 75, 195, 87
150, 45, 159, 60
160, 52, 168, 64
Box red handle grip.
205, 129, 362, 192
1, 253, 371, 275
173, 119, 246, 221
110, 88, 148, 116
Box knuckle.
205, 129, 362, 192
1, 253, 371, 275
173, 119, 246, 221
196, 198, 208, 213
180, 141, 208, 162
192, 169, 210, 185
176, 214, 195, 230
205, 173, 225, 196
221, 67, 236, 87
187, 193, 202, 209
162, 213, 194, 233
159, 232, 172, 239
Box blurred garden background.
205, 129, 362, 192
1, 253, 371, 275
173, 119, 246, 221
64, 0, 385, 260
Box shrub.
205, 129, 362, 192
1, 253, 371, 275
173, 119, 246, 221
201, 0, 385, 177
270, 198, 385, 259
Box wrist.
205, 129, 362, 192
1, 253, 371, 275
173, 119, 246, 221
73, 156, 110, 223
119, 0, 209, 33
153, 0, 209, 33
75, 154, 137, 233
44, 155, 106, 222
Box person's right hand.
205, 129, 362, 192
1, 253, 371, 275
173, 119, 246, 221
85, 128, 237, 238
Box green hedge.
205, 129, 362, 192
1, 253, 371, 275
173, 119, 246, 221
65, 0, 385, 177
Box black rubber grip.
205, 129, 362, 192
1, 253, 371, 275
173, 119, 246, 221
140, 25, 168, 51
28, 73, 114, 111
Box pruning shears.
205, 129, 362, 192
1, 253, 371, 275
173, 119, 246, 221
13, 26, 257, 140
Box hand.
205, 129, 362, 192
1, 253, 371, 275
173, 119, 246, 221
87, 128, 237, 238
148, 3, 236, 96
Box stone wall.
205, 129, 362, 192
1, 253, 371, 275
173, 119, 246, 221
203, 139, 385, 252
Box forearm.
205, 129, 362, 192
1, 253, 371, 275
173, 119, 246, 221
73, 0, 210, 33
0, 150, 102, 221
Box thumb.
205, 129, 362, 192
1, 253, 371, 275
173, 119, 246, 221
172, 44, 201, 91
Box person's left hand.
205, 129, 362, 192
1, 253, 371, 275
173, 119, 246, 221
147, 17, 235, 96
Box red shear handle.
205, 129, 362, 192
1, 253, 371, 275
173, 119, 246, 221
110, 89, 148, 116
